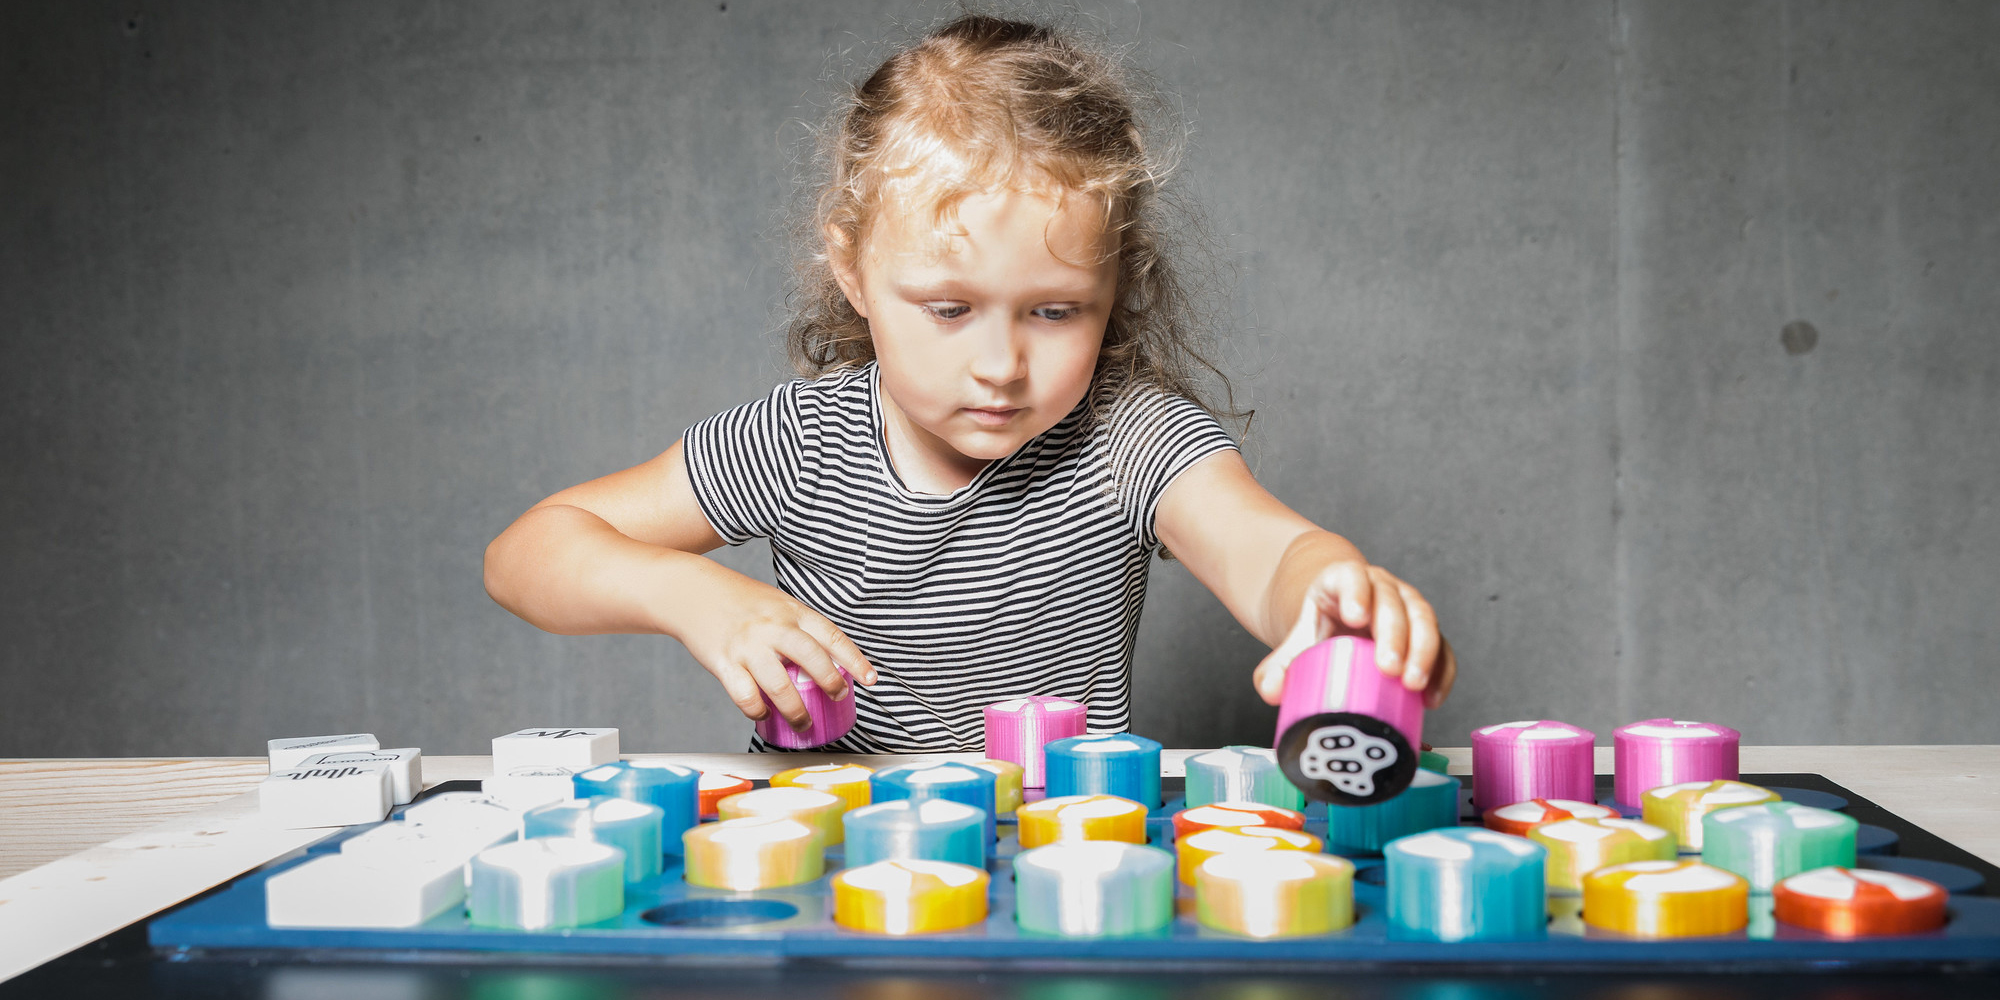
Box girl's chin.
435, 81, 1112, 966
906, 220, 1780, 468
943, 426, 1033, 461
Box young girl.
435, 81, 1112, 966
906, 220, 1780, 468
484, 15, 1456, 753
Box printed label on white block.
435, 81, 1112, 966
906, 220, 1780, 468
265, 853, 466, 928
268, 734, 380, 773
401, 791, 521, 840
483, 766, 578, 811
259, 762, 394, 829
490, 728, 619, 773
301, 748, 422, 805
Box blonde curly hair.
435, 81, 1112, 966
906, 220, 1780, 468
787, 13, 1240, 428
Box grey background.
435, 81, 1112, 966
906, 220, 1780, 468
4, 1, 1995, 757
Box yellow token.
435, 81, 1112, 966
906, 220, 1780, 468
770, 763, 873, 813
1529, 817, 1677, 890
833, 859, 990, 934
1640, 780, 1778, 851
971, 759, 1025, 816
1176, 825, 1322, 886
1016, 794, 1148, 849
1195, 851, 1355, 938
1582, 859, 1749, 937
716, 786, 846, 846
681, 816, 824, 890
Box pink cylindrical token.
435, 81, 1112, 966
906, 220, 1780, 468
1612, 718, 1741, 807
1469, 720, 1597, 810
982, 697, 1088, 788
1273, 636, 1426, 805
754, 662, 856, 750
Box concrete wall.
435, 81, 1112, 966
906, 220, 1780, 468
4, 1, 1995, 757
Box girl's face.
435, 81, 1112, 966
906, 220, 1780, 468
834, 186, 1117, 488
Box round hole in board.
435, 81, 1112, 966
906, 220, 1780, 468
640, 898, 799, 928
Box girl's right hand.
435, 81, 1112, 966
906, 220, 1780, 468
666, 559, 878, 732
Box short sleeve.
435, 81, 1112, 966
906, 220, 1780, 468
1102, 387, 1241, 550
681, 382, 803, 544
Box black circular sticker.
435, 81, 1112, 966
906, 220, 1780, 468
1277, 711, 1417, 806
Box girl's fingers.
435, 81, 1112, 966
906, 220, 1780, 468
1315, 561, 1374, 631
771, 629, 850, 702
1254, 591, 1323, 704
714, 663, 772, 722
744, 653, 813, 731
1400, 582, 1441, 692
1425, 637, 1459, 709
797, 613, 879, 686
1366, 569, 1411, 678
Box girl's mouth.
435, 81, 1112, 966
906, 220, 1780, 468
964, 406, 1022, 427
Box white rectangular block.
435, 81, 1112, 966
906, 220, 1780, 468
268, 734, 379, 773
342, 820, 510, 866
400, 791, 521, 840
490, 727, 618, 773
264, 853, 465, 928
259, 762, 393, 829
483, 765, 577, 812
301, 748, 422, 805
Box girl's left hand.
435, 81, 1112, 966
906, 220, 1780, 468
1252, 561, 1457, 710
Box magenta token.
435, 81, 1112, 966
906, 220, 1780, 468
983, 696, 1089, 788
754, 662, 856, 749
1273, 636, 1425, 805
1469, 720, 1597, 810
1612, 718, 1741, 808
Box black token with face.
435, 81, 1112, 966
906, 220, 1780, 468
1277, 711, 1417, 806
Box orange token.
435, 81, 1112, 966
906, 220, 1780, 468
1772, 866, 1948, 937
1483, 797, 1616, 837
1172, 802, 1307, 841
697, 772, 753, 818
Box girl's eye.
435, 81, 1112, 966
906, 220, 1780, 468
923, 304, 969, 321
1033, 306, 1079, 322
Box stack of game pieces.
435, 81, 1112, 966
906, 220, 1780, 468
716, 786, 846, 846
682, 816, 824, 890
1016, 794, 1149, 849
1582, 859, 1749, 937
1014, 841, 1177, 937
1182, 746, 1306, 810
1385, 828, 1547, 941
1771, 867, 1949, 936
1176, 826, 1322, 886
771, 763, 873, 812
754, 663, 855, 750
1044, 733, 1164, 809
1701, 802, 1859, 892
843, 799, 986, 867
523, 797, 664, 884
1469, 720, 1595, 810
983, 696, 1089, 787
1194, 851, 1355, 938
832, 860, 989, 934
1613, 719, 1740, 808
1483, 798, 1617, 837
1641, 780, 1779, 851
466, 837, 625, 931
1322, 769, 1461, 856
1529, 817, 1677, 891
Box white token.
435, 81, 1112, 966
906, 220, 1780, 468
265, 852, 466, 928
301, 748, 422, 805
401, 791, 521, 840
483, 765, 578, 811
490, 728, 619, 773
268, 734, 379, 773
259, 762, 394, 829
342, 819, 512, 867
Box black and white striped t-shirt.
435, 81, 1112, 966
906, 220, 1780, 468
682, 362, 1237, 753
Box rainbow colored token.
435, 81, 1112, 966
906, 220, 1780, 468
1484, 798, 1618, 837
697, 772, 753, 818
1772, 866, 1948, 937
1016, 794, 1149, 849
680, 816, 824, 890
1194, 851, 1355, 938
1641, 780, 1779, 851
971, 759, 1025, 816
1176, 825, 1322, 887
1172, 802, 1307, 840
1014, 841, 1176, 937
1183, 746, 1306, 810
1529, 817, 1677, 890
715, 786, 846, 846
770, 763, 873, 813
832, 859, 989, 935
1384, 827, 1547, 942
1582, 859, 1749, 937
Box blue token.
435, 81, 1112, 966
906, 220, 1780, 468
571, 760, 700, 853
1385, 826, 1546, 941
1044, 733, 1163, 809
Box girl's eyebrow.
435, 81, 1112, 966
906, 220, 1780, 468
890, 279, 1101, 302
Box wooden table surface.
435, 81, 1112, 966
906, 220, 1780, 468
2, 745, 1995, 983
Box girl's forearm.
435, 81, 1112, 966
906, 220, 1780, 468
1257, 528, 1367, 645
484, 504, 707, 638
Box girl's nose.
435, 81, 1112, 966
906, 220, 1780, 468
968, 322, 1028, 386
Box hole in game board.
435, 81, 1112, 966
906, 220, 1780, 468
642, 899, 799, 928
